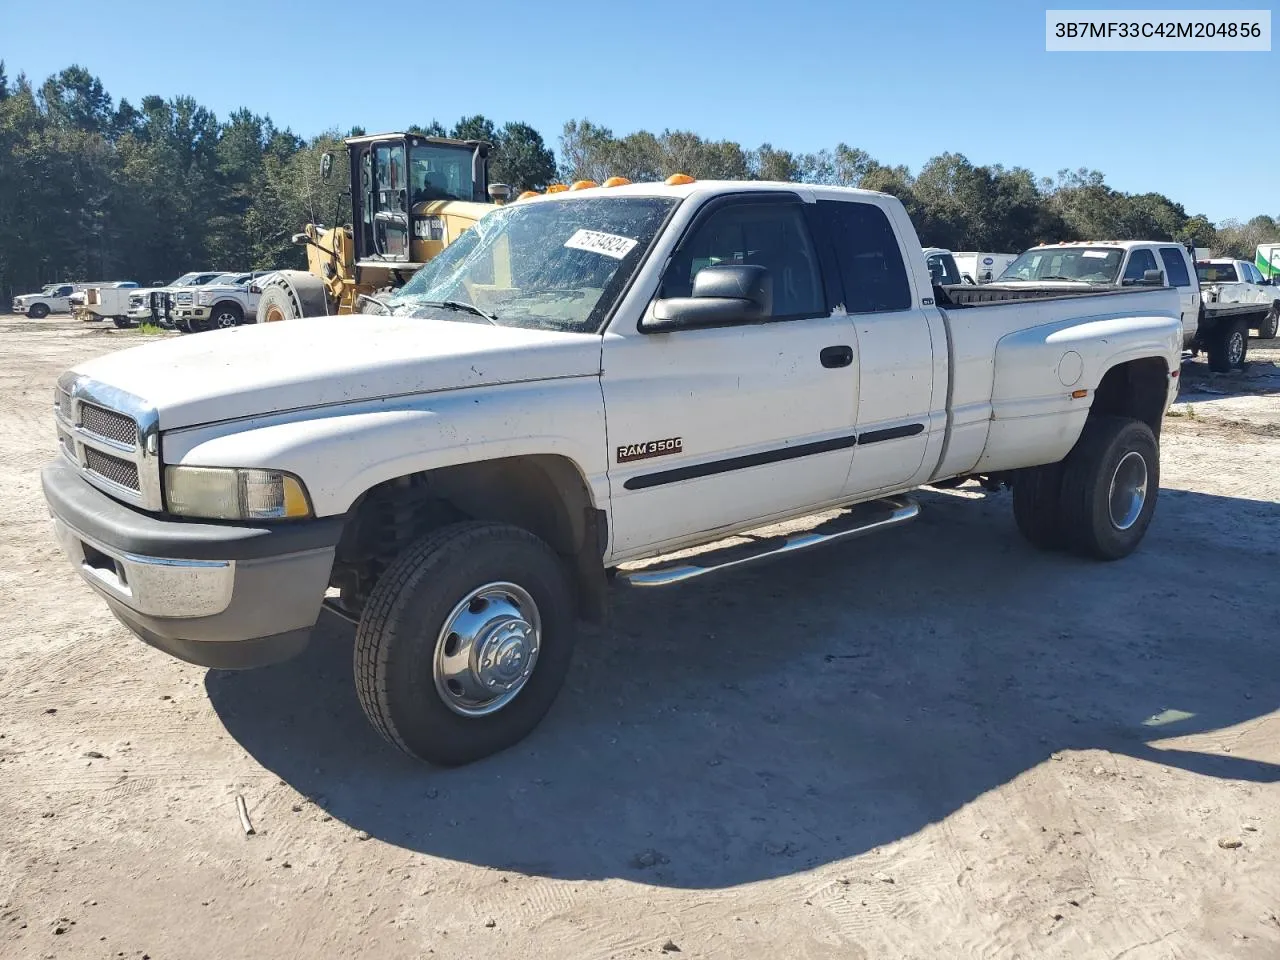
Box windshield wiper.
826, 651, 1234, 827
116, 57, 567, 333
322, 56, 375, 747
416, 299, 499, 325
1037, 275, 1086, 282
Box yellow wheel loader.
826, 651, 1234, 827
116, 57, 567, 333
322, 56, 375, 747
255, 131, 511, 322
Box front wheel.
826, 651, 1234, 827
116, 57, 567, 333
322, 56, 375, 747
1058, 416, 1159, 561
28, 303, 50, 319
353, 521, 577, 766
112, 316, 134, 329
204, 303, 243, 331
1259, 306, 1279, 341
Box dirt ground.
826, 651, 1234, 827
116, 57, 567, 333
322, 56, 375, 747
2, 315, 1279, 960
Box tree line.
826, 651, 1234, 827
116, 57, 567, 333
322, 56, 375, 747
2, 63, 1277, 303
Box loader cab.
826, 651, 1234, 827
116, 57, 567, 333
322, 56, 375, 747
345, 132, 491, 267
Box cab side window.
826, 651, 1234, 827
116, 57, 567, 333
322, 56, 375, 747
660, 200, 824, 318
1123, 249, 1159, 283
1158, 248, 1192, 287
817, 200, 912, 313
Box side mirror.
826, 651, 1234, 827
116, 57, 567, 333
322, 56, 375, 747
320, 152, 333, 183
1143, 268, 1165, 285
644, 265, 772, 332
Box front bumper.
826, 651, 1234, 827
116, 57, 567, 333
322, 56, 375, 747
174, 306, 210, 319
42, 458, 345, 669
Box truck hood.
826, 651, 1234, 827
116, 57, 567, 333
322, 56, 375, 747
70, 316, 603, 431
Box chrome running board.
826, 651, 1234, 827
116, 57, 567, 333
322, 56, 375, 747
619, 496, 919, 587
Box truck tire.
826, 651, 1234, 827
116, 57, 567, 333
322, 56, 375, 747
1058, 416, 1158, 561
1011, 463, 1065, 550
1259, 305, 1279, 340
198, 302, 243, 332
353, 521, 577, 766
1206, 318, 1248, 372
28, 303, 49, 319
256, 270, 329, 322
112, 316, 134, 329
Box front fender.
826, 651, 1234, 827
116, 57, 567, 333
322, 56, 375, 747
160, 380, 609, 517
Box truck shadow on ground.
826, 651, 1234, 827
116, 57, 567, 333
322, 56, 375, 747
1179, 349, 1280, 401
206, 484, 1280, 889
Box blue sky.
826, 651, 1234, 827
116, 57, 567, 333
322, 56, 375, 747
3, 0, 1275, 223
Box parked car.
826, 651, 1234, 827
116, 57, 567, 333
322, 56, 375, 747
989, 240, 1259, 371
43, 178, 1183, 766
171, 271, 274, 332
1196, 258, 1280, 340
13, 283, 91, 318
124, 272, 228, 326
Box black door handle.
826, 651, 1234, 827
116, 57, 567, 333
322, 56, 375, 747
820, 345, 853, 368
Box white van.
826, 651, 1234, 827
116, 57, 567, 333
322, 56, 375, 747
953, 252, 1018, 284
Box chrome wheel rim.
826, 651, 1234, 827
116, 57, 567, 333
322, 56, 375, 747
1228, 331, 1244, 366
433, 581, 541, 717
215, 311, 237, 328
1108, 450, 1148, 531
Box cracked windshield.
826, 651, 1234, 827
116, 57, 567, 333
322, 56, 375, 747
383, 196, 677, 333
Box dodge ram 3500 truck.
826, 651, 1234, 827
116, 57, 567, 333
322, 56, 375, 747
42, 180, 1182, 766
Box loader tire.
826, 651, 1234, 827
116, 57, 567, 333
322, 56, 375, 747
256, 271, 329, 322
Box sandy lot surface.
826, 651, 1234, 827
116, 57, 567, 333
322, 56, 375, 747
2, 315, 1279, 960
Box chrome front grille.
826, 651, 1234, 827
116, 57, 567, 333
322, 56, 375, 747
54, 372, 161, 510
83, 447, 141, 491
80, 402, 137, 447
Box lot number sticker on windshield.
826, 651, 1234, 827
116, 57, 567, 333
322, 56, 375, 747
564, 229, 638, 259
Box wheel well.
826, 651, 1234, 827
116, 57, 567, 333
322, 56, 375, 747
211, 300, 243, 315
331, 456, 609, 623
1090, 358, 1169, 436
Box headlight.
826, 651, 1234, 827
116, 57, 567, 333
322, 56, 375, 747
165, 466, 312, 520
197, 291, 216, 306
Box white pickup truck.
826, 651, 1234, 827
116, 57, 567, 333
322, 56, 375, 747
990, 240, 1261, 371
43, 179, 1182, 766
13, 283, 89, 318
170, 271, 273, 333
1195, 258, 1280, 340
124, 271, 228, 327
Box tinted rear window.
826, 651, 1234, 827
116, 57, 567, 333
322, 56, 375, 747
818, 201, 912, 313
1159, 248, 1191, 287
